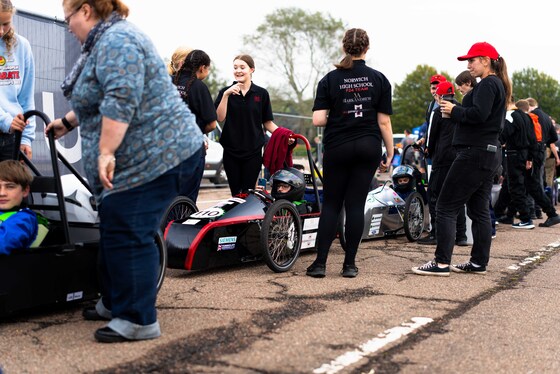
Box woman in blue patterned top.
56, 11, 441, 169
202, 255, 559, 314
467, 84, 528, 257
46, 0, 203, 343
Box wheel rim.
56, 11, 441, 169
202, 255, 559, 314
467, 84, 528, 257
267, 207, 300, 266
169, 203, 195, 222
407, 197, 424, 239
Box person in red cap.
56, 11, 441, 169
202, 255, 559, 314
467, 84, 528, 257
416, 73, 448, 243
425, 74, 447, 124
417, 81, 467, 247
413, 41, 511, 276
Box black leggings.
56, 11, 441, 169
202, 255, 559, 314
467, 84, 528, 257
315, 136, 381, 266
223, 151, 263, 196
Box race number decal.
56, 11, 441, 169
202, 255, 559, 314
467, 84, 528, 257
368, 213, 383, 236
217, 236, 237, 251
191, 207, 225, 219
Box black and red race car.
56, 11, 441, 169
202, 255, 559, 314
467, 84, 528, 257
163, 134, 323, 273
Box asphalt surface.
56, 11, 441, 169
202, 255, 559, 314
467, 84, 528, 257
1, 186, 560, 373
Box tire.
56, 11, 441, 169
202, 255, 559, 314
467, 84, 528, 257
337, 205, 347, 251
155, 231, 167, 292
260, 200, 302, 272
160, 196, 198, 232
336, 204, 363, 251
403, 191, 425, 242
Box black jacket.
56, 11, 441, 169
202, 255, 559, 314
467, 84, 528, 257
450, 75, 505, 148
428, 99, 460, 168
500, 109, 538, 161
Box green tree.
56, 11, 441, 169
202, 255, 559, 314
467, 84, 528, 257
392, 65, 458, 133
512, 68, 560, 120
205, 67, 229, 101
243, 7, 345, 117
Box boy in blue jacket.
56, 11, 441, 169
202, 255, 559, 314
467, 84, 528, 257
0, 160, 38, 254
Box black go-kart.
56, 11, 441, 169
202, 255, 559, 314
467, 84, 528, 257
0, 110, 166, 317
163, 134, 324, 273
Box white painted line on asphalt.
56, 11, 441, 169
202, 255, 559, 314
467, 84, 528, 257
313, 317, 433, 374
507, 241, 560, 270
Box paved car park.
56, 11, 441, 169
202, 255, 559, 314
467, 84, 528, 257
1, 187, 560, 373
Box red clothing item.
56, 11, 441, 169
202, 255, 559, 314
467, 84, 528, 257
263, 127, 296, 175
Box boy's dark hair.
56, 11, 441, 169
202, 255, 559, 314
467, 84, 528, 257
0, 160, 33, 189
454, 70, 477, 87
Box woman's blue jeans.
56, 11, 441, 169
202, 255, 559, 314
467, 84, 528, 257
97, 156, 197, 339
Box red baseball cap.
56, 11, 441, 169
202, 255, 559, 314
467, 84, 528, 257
430, 74, 447, 84
435, 81, 454, 96
457, 42, 500, 61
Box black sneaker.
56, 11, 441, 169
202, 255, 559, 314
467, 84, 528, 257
341, 264, 358, 278
451, 261, 487, 274
512, 220, 535, 229
539, 215, 560, 227
412, 260, 450, 276
306, 262, 326, 278
455, 239, 468, 246
497, 216, 514, 224
417, 235, 437, 245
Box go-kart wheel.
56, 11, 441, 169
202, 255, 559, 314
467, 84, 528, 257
260, 199, 302, 272
403, 191, 425, 241
155, 231, 167, 292
337, 205, 347, 251
160, 196, 198, 232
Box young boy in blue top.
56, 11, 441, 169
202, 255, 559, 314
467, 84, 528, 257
0, 159, 38, 255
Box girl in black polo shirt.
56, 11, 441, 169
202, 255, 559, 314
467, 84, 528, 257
306, 28, 394, 278
173, 49, 217, 203
215, 54, 279, 196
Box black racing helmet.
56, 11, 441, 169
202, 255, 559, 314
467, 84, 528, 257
391, 165, 415, 193
271, 167, 306, 201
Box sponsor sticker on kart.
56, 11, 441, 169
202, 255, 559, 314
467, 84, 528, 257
301, 232, 317, 249
217, 236, 237, 251
303, 217, 319, 231
368, 213, 383, 235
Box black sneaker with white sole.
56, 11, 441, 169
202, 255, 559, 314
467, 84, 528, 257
412, 260, 450, 276
512, 220, 534, 229
451, 261, 486, 274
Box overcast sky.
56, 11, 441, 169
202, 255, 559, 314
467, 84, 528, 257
14, 0, 560, 91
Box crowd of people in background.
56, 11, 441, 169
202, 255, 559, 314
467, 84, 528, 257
3, 0, 560, 344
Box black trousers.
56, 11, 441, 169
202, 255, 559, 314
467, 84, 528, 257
0, 133, 15, 162
435, 146, 500, 266
505, 150, 531, 221
525, 151, 556, 217
315, 136, 381, 266
223, 151, 263, 196
428, 165, 467, 240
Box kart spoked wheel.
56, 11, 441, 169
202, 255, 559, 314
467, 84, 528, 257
155, 231, 167, 292
403, 191, 425, 241
260, 200, 303, 272
160, 196, 198, 232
